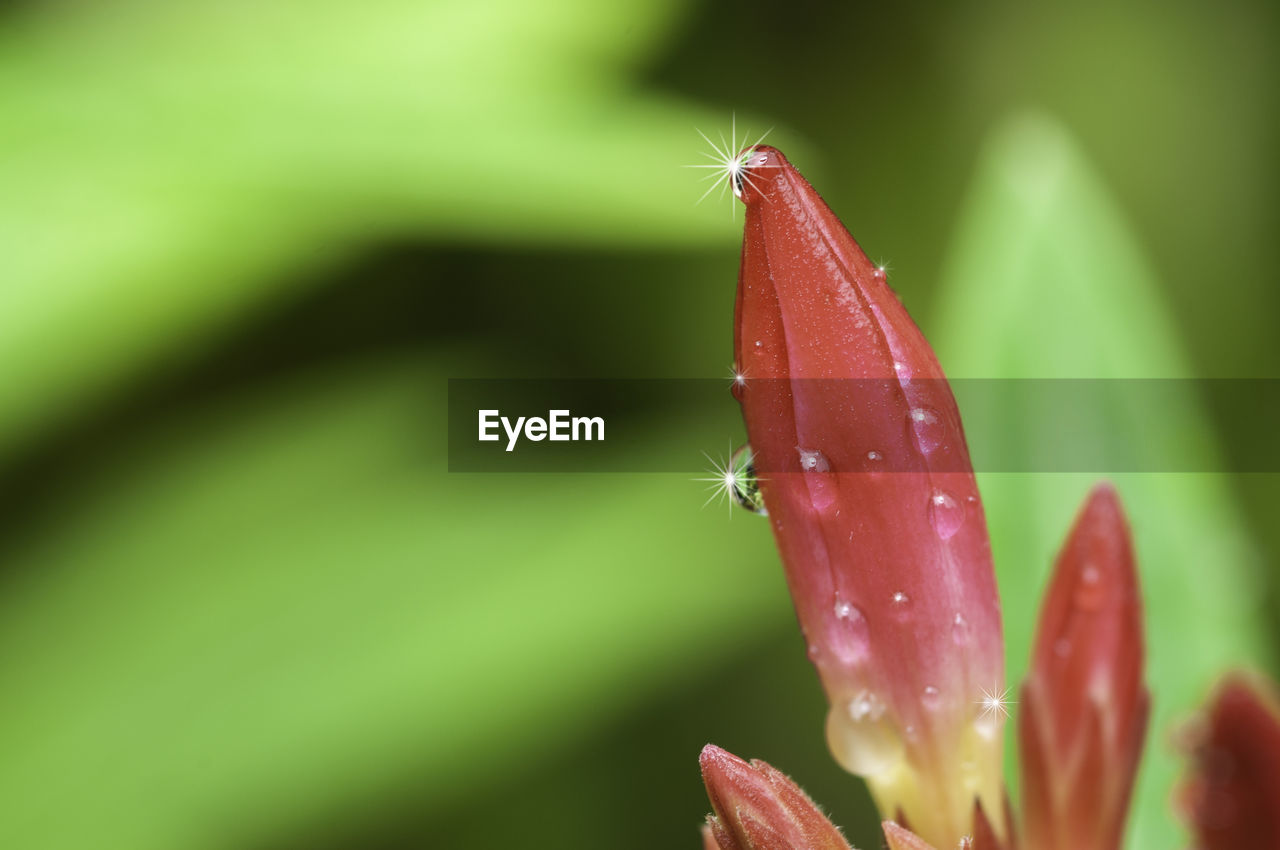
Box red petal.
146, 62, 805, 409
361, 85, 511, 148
1176, 673, 1280, 850
1016, 692, 1053, 849
1018, 483, 1148, 850
971, 797, 1013, 850
703, 823, 728, 850
732, 146, 1005, 845
709, 817, 740, 850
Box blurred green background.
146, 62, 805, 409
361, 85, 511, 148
1, 1, 1277, 848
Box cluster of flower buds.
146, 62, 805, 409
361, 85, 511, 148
696, 144, 1278, 850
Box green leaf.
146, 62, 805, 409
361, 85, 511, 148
931, 112, 1270, 849
0, 0, 754, 457
0, 353, 788, 850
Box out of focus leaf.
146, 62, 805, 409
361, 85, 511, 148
0, 353, 786, 850
931, 112, 1270, 849
0, 0, 748, 456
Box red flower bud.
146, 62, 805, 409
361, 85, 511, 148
1018, 483, 1149, 850
699, 744, 853, 850
731, 146, 1005, 847
1176, 672, 1280, 850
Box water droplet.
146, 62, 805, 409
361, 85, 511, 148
866, 450, 883, 462
807, 643, 820, 661
952, 612, 970, 645
848, 689, 886, 721
797, 448, 835, 509
922, 685, 942, 709
907, 407, 945, 454
754, 340, 762, 348
1074, 563, 1105, 610
974, 714, 1003, 740
728, 444, 767, 515
797, 448, 830, 472
974, 685, 1012, 739
826, 690, 904, 777
830, 596, 870, 664
730, 364, 747, 401
929, 490, 965, 539
904, 724, 918, 742
890, 591, 912, 620
893, 360, 913, 383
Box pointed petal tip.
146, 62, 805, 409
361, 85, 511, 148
1081, 480, 1126, 528
700, 743, 730, 767
736, 145, 793, 207
749, 143, 786, 160
1034, 481, 1142, 658
699, 743, 754, 819
882, 820, 939, 850
970, 796, 1009, 850
1088, 479, 1118, 498
700, 743, 752, 785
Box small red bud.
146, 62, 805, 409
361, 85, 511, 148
1176, 672, 1280, 850
1019, 483, 1149, 850
699, 744, 852, 850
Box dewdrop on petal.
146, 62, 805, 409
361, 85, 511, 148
685, 116, 774, 215
695, 444, 767, 517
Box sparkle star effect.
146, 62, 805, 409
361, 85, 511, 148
694, 443, 765, 518
727, 363, 748, 390
976, 685, 1015, 725
684, 114, 773, 217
